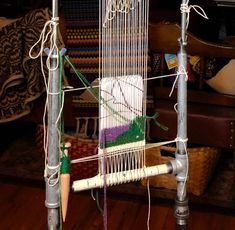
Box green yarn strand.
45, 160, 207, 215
60, 154, 70, 174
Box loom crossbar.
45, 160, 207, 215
72, 163, 172, 192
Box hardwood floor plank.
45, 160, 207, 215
1, 181, 235, 229
149, 204, 174, 229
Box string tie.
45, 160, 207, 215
180, 1, 208, 29
175, 137, 188, 144
169, 65, 188, 97
51, 16, 59, 23
103, 0, 137, 27
177, 65, 188, 81
44, 164, 60, 187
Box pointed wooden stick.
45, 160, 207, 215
60, 142, 71, 222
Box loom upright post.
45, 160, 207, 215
45, 0, 60, 229
175, 0, 189, 228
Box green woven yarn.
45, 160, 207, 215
60, 154, 70, 174
103, 113, 168, 149
104, 116, 145, 148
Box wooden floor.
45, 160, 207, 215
0, 181, 235, 230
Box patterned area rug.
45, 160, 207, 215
0, 122, 99, 182
0, 133, 44, 181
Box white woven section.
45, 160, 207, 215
100, 75, 143, 129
